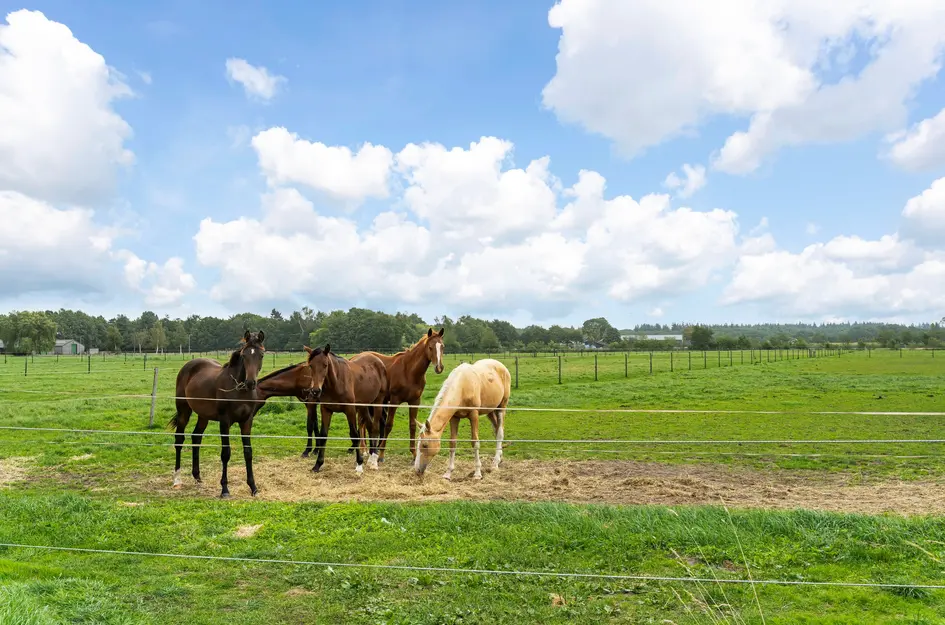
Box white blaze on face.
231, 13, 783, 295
435, 342, 443, 369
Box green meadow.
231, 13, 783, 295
0, 348, 943, 623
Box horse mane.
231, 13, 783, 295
423, 364, 466, 433
226, 349, 242, 370
307, 348, 346, 364
259, 362, 299, 381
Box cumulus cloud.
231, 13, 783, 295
664, 164, 707, 198
723, 178, 945, 318
0, 10, 195, 309
0, 9, 134, 205
541, 0, 945, 173
251, 127, 393, 205
196, 135, 740, 316
885, 107, 945, 171
225, 58, 286, 101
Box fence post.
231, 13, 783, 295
88, 353, 91, 374
148, 367, 159, 427
718, 350, 721, 367
594, 353, 598, 381
514, 356, 519, 389
24, 358, 27, 377
729, 350, 733, 366
703, 351, 707, 369
558, 355, 562, 384
144, 354, 147, 371
624, 352, 628, 378
671, 350, 674, 372
688, 351, 691, 370
649, 352, 653, 375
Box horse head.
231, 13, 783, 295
424, 327, 446, 374
413, 416, 441, 475
230, 330, 266, 391
304, 343, 332, 400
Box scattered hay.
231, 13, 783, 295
550, 593, 566, 607
145, 455, 945, 516
284, 588, 314, 597
0, 457, 32, 489
118, 501, 145, 507
234, 524, 263, 539
70, 454, 94, 461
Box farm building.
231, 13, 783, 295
620, 333, 685, 343
53, 339, 85, 355
0, 340, 4, 353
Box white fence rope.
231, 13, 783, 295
0, 542, 941, 590
0, 425, 943, 445
2, 389, 944, 416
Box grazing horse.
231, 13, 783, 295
306, 344, 390, 474
414, 358, 511, 480
169, 331, 266, 498
364, 328, 445, 462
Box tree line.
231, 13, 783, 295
0, 307, 942, 354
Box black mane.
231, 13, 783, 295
260, 363, 301, 381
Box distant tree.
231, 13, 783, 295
582, 317, 617, 347
0, 311, 56, 353
689, 325, 714, 350
106, 325, 123, 352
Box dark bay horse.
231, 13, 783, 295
366, 328, 445, 462
169, 331, 266, 498
305, 344, 390, 474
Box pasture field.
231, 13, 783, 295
0, 348, 944, 623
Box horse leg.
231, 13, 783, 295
172, 401, 192, 488
378, 403, 397, 463
408, 403, 420, 459
442, 416, 460, 481
302, 403, 317, 458
312, 406, 332, 472
219, 420, 232, 498
346, 407, 365, 474
240, 419, 257, 496
364, 407, 379, 470
469, 409, 482, 480
191, 417, 209, 483
490, 408, 505, 470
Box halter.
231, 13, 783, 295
219, 342, 264, 393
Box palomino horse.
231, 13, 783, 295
169, 331, 266, 498
306, 344, 390, 474
414, 358, 510, 480
365, 328, 445, 462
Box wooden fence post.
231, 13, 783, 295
649, 352, 653, 375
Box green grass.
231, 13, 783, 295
1, 348, 944, 622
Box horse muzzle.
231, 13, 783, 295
246, 380, 257, 391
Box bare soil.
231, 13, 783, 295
142, 454, 945, 516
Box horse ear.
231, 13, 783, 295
324, 343, 331, 354
243, 330, 251, 342
438, 327, 445, 337
303, 346, 313, 354
427, 328, 433, 338
257, 330, 265, 343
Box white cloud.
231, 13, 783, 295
197, 136, 739, 316
663, 164, 707, 198
118, 252, 196, 306
0, 10, 195, 310
251, 127, 393, 204
225, 58, 286, 101
0, 9, 134, 205
648, 307, 664, 318
885, 107, 945, 171
901, 177, 945, 245
806, 222, 820, 235
541, 0, 945, 173
723, 178, 945, 317
136, 70, 152, 85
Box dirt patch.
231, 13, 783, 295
0, 457, 32, 489
144, 455, 945, 516
234, 524, 263, 538
70, 454, 94, 461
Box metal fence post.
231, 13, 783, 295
670, 350, 674, 372
148, 367, 159, 427
594, 353, 598, 381
144, 353, 148, 371
514, 356, 519, 389
649, 352, 653, 374
624, 352, 628, 377
558, 355, 562, 384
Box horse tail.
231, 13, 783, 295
167, 412, 181, 430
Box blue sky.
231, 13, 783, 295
2, 1, 945, 327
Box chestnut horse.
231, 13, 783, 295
414, 358, 510, 480
364, 328, 445, 462
306, 344, 390, 474
169, 330, 266, 498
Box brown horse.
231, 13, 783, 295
365, 328, 445, 462
169, 330, 266, 498
306, 344, 390, 474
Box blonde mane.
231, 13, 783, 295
421, 363, 467, 434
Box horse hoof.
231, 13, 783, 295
220, 492, 230, 499
473, 474, 483, 480
442, 473, 451, 481
347, 448, 355, 454
172, 483, 183, 490
355, 465, 364, 475
377, 456, 385, 464
312, 465, 323, 473
251, 489, 259, 497
301, 451, 310, 458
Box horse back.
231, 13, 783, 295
175, 358, 226, 418
471, 359, 511, 410
349, 352, 389, 401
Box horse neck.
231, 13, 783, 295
258, 364, 307, 398
324, 357, 346, 393
427, 376, 458, 436
404, 340, 432, 379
